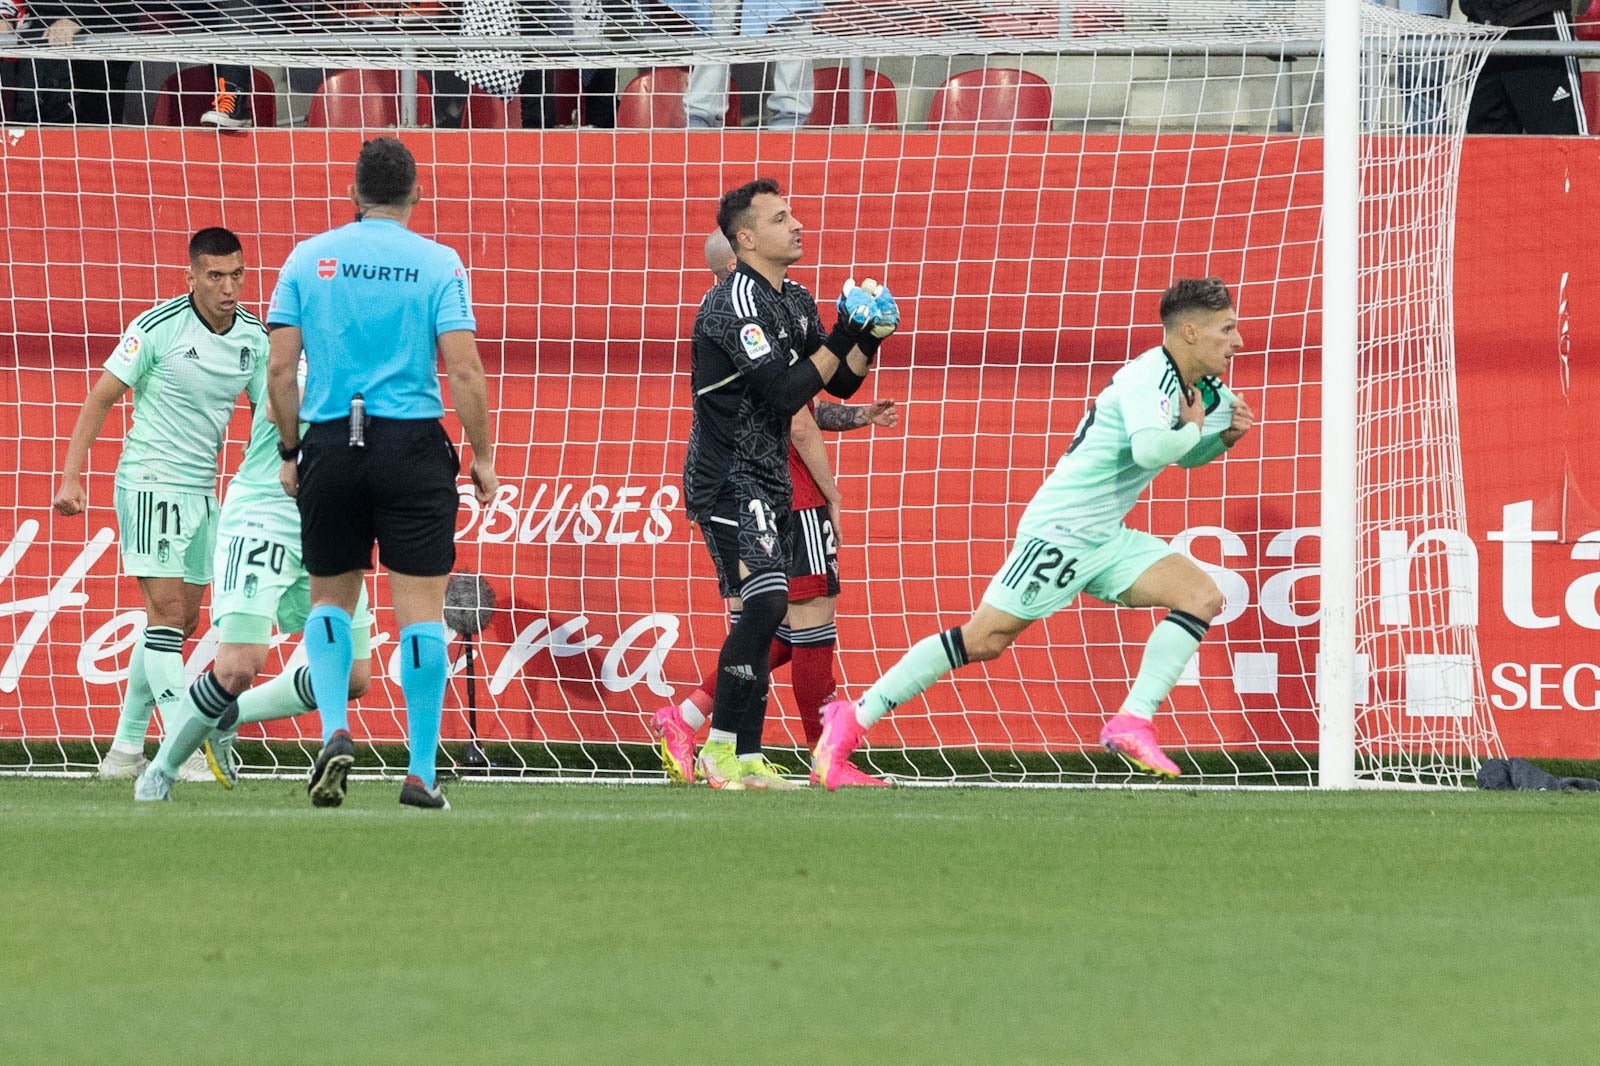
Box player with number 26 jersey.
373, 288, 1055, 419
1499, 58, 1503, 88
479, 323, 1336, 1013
814, 278, 1253, 790
1020, 347, 1241, 551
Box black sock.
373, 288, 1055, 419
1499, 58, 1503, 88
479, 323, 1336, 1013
708, 574, 788, 750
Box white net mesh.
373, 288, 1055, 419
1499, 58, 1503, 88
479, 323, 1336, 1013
0, 1, 1504, 784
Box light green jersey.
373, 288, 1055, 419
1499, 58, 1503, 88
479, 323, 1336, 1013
1016, 345, 1237, 548
105, 295, 268, 494
217, 389, 303, 547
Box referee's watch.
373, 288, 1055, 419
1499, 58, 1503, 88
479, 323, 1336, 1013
277, 440, 301, 461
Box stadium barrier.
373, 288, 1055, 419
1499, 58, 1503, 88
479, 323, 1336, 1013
0, 130, 1594, 767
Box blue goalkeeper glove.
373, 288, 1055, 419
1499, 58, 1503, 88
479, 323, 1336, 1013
865, 278, 899, 339
836, 279, 877, 335
837, 277, 899, 340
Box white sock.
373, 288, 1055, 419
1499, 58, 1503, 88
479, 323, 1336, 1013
679, 699, 706, 731
706, 727, 736, 745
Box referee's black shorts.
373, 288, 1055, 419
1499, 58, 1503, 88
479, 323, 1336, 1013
297, 417, 460, 578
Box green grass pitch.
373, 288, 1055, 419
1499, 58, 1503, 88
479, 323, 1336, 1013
3, 778, 1597, 1065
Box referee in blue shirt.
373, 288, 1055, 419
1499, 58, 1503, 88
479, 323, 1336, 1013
266, 137, 497, 811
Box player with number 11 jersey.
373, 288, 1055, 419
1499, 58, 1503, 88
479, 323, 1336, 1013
135, 359, 377, 799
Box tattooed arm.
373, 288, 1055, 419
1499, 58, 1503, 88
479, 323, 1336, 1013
814, 399, 898, 432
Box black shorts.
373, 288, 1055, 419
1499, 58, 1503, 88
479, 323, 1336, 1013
1466, 21, 1584, 135
695, 487, 791, 600
297, 417, 460, 578
788, 504, 840, 600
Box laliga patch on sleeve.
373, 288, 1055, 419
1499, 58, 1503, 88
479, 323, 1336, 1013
116, 334, 141, 364
739, 322, 772, 360
1156, 394, 1173, 424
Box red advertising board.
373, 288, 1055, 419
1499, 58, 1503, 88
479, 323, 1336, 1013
0, 131, 1594, 758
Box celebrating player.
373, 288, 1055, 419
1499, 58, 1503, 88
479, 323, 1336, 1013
680, 178, 896, 790
653, 228, 897, 787
813, 277, 1255, 789
53, 227, 268, 783
133, 360, 376, 801
267, 136, 497, 811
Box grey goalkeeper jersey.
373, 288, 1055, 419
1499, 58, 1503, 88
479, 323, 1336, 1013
1017, 345, 1238, 548
682, 262, 826, 520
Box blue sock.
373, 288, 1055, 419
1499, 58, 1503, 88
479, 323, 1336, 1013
399, 622, 448, 788
304, 604, 354, 743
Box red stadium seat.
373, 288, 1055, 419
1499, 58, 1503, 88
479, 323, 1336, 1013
926, 68, 1053, 132
460, 87, 523, 129
809, 66, 898, 128
541, 69, 583, 127
616, 67, 739, 129
151, 66, 279, 128
307, 68, 433, 128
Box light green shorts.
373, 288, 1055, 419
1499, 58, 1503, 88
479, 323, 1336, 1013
113, 487, 218, 583
212, 532, 373, 652
981, 526, 1176, 621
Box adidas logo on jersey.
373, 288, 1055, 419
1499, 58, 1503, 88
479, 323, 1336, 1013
182, 346, 200, 360
1553, 86, 1572, 103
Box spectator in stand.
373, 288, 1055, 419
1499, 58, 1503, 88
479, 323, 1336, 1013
1460, 0, 1588, 133
662, 0, 816, 129
10, 1, 140, 124
454, 0, 525, 120
0, 2, 22, 119
521, 68, 616, 128
1395, 1, 1453, 135
123, 1, 299, 128
452, 0, 617, 128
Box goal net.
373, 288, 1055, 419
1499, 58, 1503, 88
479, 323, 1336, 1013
0, 1, 1504, 785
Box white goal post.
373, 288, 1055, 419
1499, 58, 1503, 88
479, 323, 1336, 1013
0, 1, 1504, 786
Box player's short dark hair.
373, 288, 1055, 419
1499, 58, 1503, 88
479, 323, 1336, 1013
355, 136, 418, 208
1160, 277, 1233, 327
188, 227, 242, 263
717, 178, 785, 247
